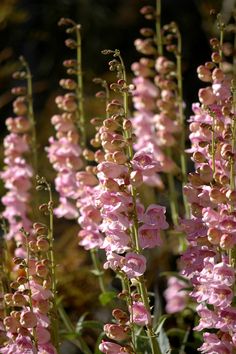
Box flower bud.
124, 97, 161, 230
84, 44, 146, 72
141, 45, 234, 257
20, 311, 37, 328
104, 323, 128, 341
198, 87, 215, 105
13, 293, 27, 307
211, 52, 221, 64
220, 233, 235, 250
207, 228, 222, 245
112, 309, 129, 323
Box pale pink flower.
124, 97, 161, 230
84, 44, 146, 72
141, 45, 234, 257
121, 252, 146, 278
138, 225, 162, 249
99, 341, 126, 354
164, 277, 188, 314
131, 301, 151, 326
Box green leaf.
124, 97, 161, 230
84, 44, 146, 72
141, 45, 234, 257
157, 328, 171, 354
99, 291, 116, 305
81, 320, 103, 330
166, 328, 186, 338
154, 314, 170, 334
76, 312, 89, 333
90, 269, 104, 276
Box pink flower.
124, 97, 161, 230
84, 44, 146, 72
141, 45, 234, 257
103, 253, 124, 272
131, 301, 151, 326
138, 225, 162, 249
143, 204, 168, 229
99, 341, 126, 354
194, 304, 218, 331
97, 161, 128, 179
199, 333, 232, 354
54, 197, 79, 219
121, 252, 146, 278
164, 277, 188, 314
78, 229, 103, 250
131, 150, 161, 176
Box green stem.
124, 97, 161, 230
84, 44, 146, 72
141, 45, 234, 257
230, 82, 236, 266
104, 80, 110, 119
166, 149, 179, 226
139, 277, 162, 354
24, 231, 38, 350
45, 182, 59, 350
58, 305, 93, 354
20, 57, 38, 174
211, 113, 216, 177
218, 16, 224, 70
155, 0, 163, 55
176, 29, 190, 218
90, 249, 106, 293
75, 25, 86, 147
122, 275, 137, 350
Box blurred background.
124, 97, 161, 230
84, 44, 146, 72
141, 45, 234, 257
0, 0, 234, 352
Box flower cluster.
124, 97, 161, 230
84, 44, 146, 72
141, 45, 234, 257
0, 74, 33, 254
83, 56, 169, 350
46, 19, 85, 220
181, 35, 236, 351
0, 224, 57, 354
131, 7, 183, 190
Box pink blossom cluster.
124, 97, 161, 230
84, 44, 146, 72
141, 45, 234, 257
46, 99, 83, 220
164, 276, 188, 314
131, 14, 180, 188
85, 99, 169, 350
0, 224, 57, 353
99, 301, 151, 353
76, 182, 103, 250
0, 115, 33, 251
181, 46, 236, 351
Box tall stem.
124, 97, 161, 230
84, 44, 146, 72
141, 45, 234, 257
176, 29, 190, 218
75, 26, 86, 147
211, 113, 216, 177
20, 57, 38, 174
156, 0, 163, 55
166, 149, 179, 226
90, 249, 106, 293
45, 181, 59, 350
139, 277, 162, 354
24, 231, 38, 351
230, 82, 236, 266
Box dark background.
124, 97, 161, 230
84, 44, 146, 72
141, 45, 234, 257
0, 0, 233, 352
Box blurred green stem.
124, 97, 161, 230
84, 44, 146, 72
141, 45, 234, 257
176, 28, 190, 218
75, 25, 86, 147
90, 249, 106, 293
20, 56, 38, 174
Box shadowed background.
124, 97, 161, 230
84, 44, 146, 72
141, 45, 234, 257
0, 0, 232, 352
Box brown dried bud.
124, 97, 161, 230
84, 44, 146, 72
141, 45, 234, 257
65, 39, 77, 49
140, 27, 154, 37
11, 87, 27, 95
211, 52, 221, 64
63, 59, 77, 67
